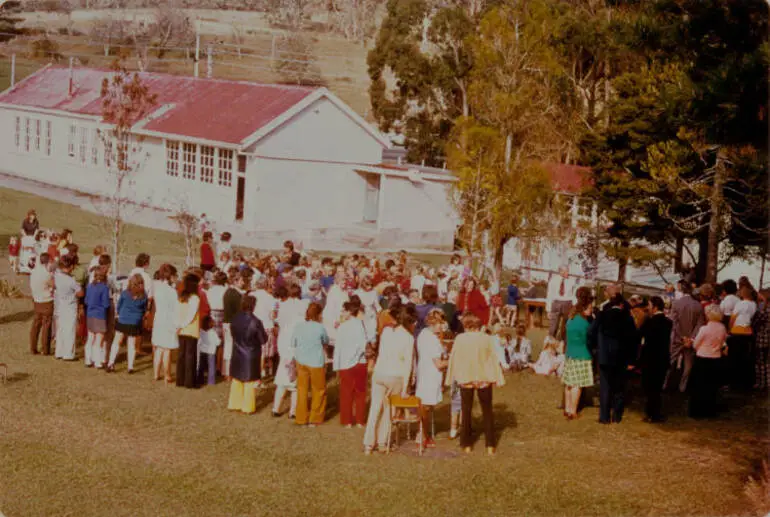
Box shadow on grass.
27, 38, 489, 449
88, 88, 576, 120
3, 371, 31, 384
0, 310, 34, 325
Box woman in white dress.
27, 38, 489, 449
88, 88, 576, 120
323, 273, 349, 345
152, 264, 179, 383
272, 283, 309, 418
416, 309, 448, 448
354, 277, 380, 338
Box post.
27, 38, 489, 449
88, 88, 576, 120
271, 34, 277, 65
10, 54, 15, 87
206, 45, 212, 78
68, 56, 74, 96
194, 30, 200, 78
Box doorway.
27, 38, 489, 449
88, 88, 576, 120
235, 176, 245, 222
363, 173, 380, 222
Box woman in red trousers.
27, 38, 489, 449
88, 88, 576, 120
333, 296, 370, 428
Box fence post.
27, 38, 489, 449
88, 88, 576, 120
206, 45, 212, 78
194, 30, 200, 78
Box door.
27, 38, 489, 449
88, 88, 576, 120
235, 176, 245, 222
363, 174, 380, 222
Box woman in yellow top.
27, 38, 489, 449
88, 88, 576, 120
176, 273, 201, 389
445, 313, 505, 455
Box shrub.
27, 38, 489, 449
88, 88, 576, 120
27, 36, 62, 60
745, 460, 770, 517
0, 280, 23, 299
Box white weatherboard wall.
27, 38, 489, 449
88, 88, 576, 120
249, 96, 383, 163
380, 176, 455, 231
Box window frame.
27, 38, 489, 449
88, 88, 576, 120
182, 142, 197, 180
200, 145, 215, 184
166, 140, 180, 177
218, 148, 233, 187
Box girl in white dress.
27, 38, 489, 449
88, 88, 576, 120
323, 273, 349, 345
354, 278, 380, 340
151, 264, 179, 383
272, 284, 309, 418
416, 309, 448, 448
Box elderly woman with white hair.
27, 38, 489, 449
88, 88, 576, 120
688, 303, 728, 419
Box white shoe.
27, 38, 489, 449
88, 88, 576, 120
449, 429, 458, 439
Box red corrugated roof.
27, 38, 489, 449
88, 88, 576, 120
0, 65, 316, 145
543, 163, 592, 194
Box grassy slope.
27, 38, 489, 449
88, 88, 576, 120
0, 186, 767, 516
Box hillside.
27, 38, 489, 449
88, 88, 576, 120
0, 8, 374, 117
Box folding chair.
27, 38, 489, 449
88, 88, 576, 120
387, 394, 424, 455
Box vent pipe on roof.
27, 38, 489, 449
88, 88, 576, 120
68, 56, 74, 97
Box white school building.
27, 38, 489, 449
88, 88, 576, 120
0, 65, 458, 251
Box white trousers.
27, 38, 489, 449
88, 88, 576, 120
223, 323, 233, 376
363, 380, 391, 448
108, 333, 136, 370
54, 307, 77, 360
273, 385, 298, 416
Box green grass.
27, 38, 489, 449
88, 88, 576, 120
0, 185, 768, 516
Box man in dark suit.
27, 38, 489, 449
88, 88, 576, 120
639, 296, 672, 423
589, 284, 639, 424
664, 281, 705, 392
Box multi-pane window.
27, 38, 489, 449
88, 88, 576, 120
24, 117, 30, 152
218, 149, 233, 187
79, 126, 88, 164
45, 121, 52, 156
166, 140, 179, 177
200, 145, 214, 184
182, 142, 196, 180
34, 119, 41, 152
14, 116, 20, 148
68, 124, 76, 157
91, 128, 99, 166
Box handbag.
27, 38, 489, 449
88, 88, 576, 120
143, 298, 155, 332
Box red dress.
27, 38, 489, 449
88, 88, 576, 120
200, 242, 215, 268
8, 242, 19, 257
457, 289, 490, 325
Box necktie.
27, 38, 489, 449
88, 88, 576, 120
559, 279, 565, 297
504, 348, 511, 365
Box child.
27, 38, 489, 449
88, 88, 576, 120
106, 273, 148, 374
197, 315, 221, 386
8, 236, 19, 273
510, 324, 532, 370
529, 336, 565, 376
84, 266, 111, 368
217, 232, 232, 268
47, 233, 59, 261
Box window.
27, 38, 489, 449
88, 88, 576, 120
24, 117, 30, 153
166, 140, 180, 177
218, 148, 233, 187
79, 126, 88, 164
45, 121, 52, 156
34, 119, 41, 153
182, 142, 196, 180
68, 124, 76, 157
14, 116, 20, 148
237, 154, 247, 173
200, 145, 214, 184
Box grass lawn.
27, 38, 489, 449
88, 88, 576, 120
0, 186, 768, 516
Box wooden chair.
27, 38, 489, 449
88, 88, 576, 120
387, 394, 424, 455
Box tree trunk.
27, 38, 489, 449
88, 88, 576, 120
674, 233, 684, 273
493, 235, 508, 286
112, 217, 121, 273
705, 153, 726, 285
617, 240, 629, 283
760, 251, 766, 289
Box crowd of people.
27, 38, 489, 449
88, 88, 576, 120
14, 209, 770, 456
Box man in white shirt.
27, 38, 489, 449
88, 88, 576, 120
30, 252, 54, 355
719, 279, 740, 318
546, 267, 577, 340
410, 266, 427, 294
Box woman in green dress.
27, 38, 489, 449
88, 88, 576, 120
563, 288, 595, 420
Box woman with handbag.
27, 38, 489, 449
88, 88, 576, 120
334, 297, 369, 428
362, 305, 416, 455
272, 284, 309, 419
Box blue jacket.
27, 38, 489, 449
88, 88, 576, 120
85, 283, 111, 321
507, 284, 521, 306
116, 290, 147, 326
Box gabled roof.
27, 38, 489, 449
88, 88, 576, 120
0, 65, 389, 148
